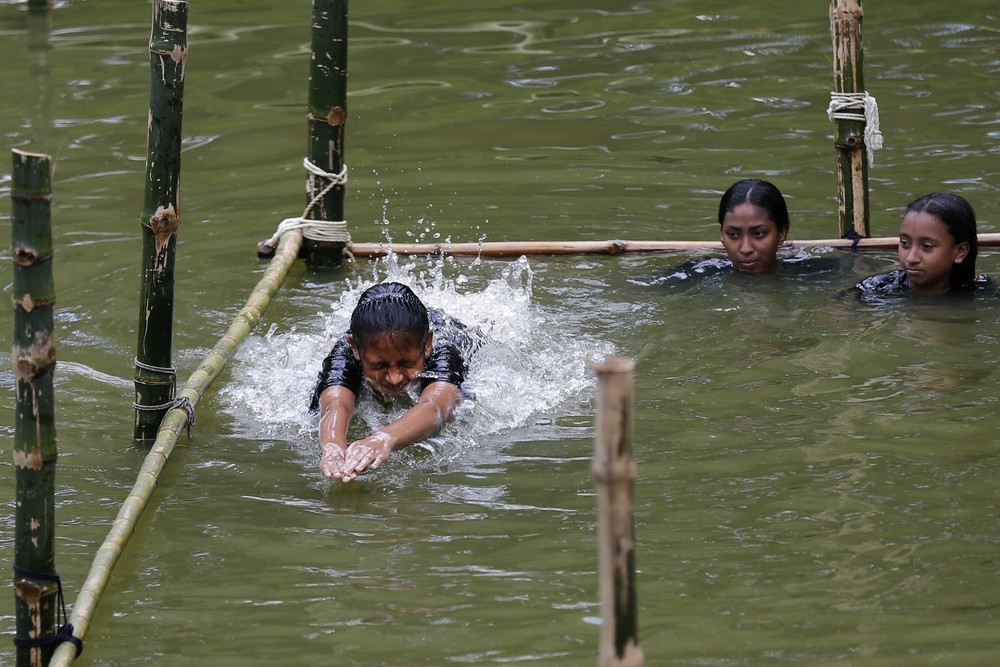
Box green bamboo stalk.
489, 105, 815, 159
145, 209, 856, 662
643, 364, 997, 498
134, 0, 188, 442
49, 228, 304, 667
830, 0, 870, 238
593, 357, 644, 667
303, 0, 349, 269
11, 149, 59, 667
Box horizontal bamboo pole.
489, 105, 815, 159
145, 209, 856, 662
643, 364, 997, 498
348, 233, 1000, 258
50, 229, 304, 667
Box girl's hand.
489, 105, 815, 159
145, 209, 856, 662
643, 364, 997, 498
319, 443, 347, 479
339, 434, 393, 482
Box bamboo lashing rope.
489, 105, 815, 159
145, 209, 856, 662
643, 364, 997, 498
827, 91, 884, 164
261, 158, 351, 249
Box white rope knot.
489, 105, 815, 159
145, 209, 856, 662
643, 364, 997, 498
261, 158, 352, 251
827, 91, 884, 165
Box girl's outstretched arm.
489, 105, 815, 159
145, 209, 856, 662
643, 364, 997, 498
318, 385, 357, 478
338, 381, 461, 482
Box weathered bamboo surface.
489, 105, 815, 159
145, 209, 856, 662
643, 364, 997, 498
347, 234, 1000, 258
593, 357, 644, 667
11, 148, 59, 667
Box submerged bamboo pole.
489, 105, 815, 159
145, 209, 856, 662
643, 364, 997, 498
50, 229, 305, 667
134, 0, 188, 442
593, 357, 644, 667
11, 149, 59, 667
346, 234, 1000, 258
830, 0, 871, 238
302, 0, 350, 269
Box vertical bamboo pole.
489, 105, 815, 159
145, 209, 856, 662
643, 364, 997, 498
593, 357, 644, 667
11, 149, 59, 667
303, 0, 349, 269
830, 0, 870, 238
134, 0, 188, 442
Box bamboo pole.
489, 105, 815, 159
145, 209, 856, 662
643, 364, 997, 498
50, 229, 305, 667
830, 0, 871, 238
346, 234, 1000, 258
302, 0, 349, 269
134, 0, 188, 442
593, 357, 644, 667
11, 149, 59, 667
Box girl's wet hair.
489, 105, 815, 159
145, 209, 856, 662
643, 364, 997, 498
905, 192, 979, 289
350, 282, 429, 350
718, 179, 790, 234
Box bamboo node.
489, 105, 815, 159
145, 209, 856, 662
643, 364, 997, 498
591, 460, 637, 484
12, 245, 42, 266
327, 106, 346, 126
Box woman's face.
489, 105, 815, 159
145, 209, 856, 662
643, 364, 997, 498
897, 210, 970, 296
351, 331, 432, 397
720, 203, 787, 273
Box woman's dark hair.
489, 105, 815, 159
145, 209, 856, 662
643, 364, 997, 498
718, 179, 790, 234
349, 282, 429, 350
905, 192, 978, 289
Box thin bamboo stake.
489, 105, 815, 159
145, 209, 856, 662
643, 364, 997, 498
50, 229, 305, 667
593, 357, 644, 667
303, 0, 349, 269
830, 0, 871, 238
134, 0, 188, 442
346, 234, 1000, 258
11, 149, 59, 667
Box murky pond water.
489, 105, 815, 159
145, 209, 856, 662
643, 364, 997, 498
1, 1, 999, 664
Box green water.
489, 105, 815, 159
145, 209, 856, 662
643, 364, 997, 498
2, 1, 1000, 665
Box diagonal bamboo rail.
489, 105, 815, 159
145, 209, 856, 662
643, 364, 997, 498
49, 229, 304, 667
347, 233, 1000, 258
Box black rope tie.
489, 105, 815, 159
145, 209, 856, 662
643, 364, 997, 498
12, 564, 84, 658
842, 229, 865, 251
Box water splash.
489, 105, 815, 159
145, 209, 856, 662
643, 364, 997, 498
219, 252, 616, 461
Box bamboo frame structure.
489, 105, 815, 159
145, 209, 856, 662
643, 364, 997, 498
346, 234, 1000, 259
11, 149, 59, 667
593, 357, 644, 667
50, 228, 305, 667
830, 0, 871, 238
302, 0, 349, 268
134, 0, 188, 441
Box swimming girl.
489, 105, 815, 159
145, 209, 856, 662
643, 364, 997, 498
854, 192, 980, 298
309, 282, 476, 483
718, 178, 790, 274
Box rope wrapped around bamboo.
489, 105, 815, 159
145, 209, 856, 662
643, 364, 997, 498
49, 228, 304, 667
258, 158, 351, 258
827, 91, 884, 164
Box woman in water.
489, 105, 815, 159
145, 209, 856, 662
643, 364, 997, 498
656, 178, 793, 284
854, 192, 981, 298
717, 178, 790, 274
309, 282, 477, 482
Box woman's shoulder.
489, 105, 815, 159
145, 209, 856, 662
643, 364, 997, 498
652, 256, 733, 285
856, 269, 907, 293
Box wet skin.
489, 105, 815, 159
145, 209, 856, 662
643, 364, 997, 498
898, 211, 970, 296
720, 202, 788, 274
318, 330, 460, 483
351, 331, 432, 397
